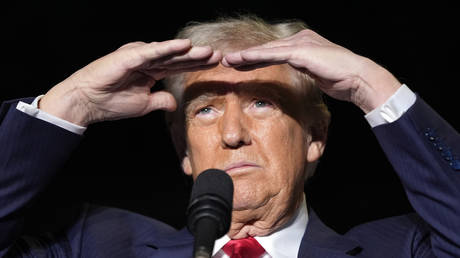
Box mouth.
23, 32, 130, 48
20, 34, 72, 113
223, 161, 261, 173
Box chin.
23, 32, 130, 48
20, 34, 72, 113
231, 184, 265, 211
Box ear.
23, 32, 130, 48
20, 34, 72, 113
307, 140, 325, 163
182, 155, 192, 176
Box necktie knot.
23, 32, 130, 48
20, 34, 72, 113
221, 237, 266, 258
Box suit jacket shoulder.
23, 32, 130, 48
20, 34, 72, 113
5, 203, 191, 258
345, 213, 432, 257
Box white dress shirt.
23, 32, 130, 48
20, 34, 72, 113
364, 84, 416, 127
15, 84, 417, 257
212, 195, 308, 258
16, 95, 86, 135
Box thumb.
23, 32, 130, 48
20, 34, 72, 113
148, 91, 177, 112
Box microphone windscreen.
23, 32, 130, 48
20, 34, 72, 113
190, 169, 233, 207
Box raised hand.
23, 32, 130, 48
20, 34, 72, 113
40, 39, 222, 126
222, 29, 401, 113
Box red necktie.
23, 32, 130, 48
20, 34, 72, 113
221, 237, 266, 258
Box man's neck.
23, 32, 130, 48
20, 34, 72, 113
226, 192, 305, 239
212, 194, 309, 257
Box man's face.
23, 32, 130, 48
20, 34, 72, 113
181, 64, 324, 211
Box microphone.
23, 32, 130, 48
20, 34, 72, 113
187, 169, 233, 258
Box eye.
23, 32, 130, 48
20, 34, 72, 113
254, 100, 273, 108
248, 99, 276, 118
196, 106, 215, 116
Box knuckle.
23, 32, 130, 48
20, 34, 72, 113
147, 41, 160, 46
298, 29, 318, 40
299, 29, 313, 36
115, 47, 145, 69
118, 41, 146, 50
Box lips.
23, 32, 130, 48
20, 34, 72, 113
223, 161, 261, 172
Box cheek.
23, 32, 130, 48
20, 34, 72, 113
185, 124, 220, 174
257, 118, 307, 183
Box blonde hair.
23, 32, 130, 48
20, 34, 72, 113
164, 15, 330, 179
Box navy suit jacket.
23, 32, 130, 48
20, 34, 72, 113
1, 96, 459, 257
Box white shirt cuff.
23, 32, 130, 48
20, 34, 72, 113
16, 95, 87, 135
365, 84, 417, 127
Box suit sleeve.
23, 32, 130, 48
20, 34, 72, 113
0, 98, 82, 256
372, 96, 460, 257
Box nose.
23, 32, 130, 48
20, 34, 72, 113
220, 101, 251, 149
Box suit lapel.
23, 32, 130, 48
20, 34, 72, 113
148, 227, 194, 248
140, 227, 194, 257
298, 207, 363, 257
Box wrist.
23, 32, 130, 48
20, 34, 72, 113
351, 58, 402, 113
40, 81, 92, 127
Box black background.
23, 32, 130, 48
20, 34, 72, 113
2, 1, 459, 234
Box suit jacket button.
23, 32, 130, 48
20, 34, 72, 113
451, 160, 460, 170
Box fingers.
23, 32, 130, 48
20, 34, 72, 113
117, 41, 146, 50
230, 61, 286, 71
150, 48, 222, 70
221, 29, 335, 69
120, 39, 217, 65
138, 41, 221, 70
222, 39, 292, 67
139, 39, 193, 60
116, 39, 194, 70
140, 49, 222, 80
223, 46, 294, 67
121, 39, 222, 77
154, 46, 214, 66
147, 91, 177, 112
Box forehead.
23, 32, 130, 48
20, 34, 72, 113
182, 64, 307, 121
185, 64, 296, 88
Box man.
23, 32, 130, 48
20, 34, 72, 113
1, 15, 459, 257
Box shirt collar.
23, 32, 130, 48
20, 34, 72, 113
212, 195, 308, 257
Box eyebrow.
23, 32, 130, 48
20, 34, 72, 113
184, 93, 220, 114
184, 81, 287, 100
182, 80, 306, 123
182, 80, 303, 114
